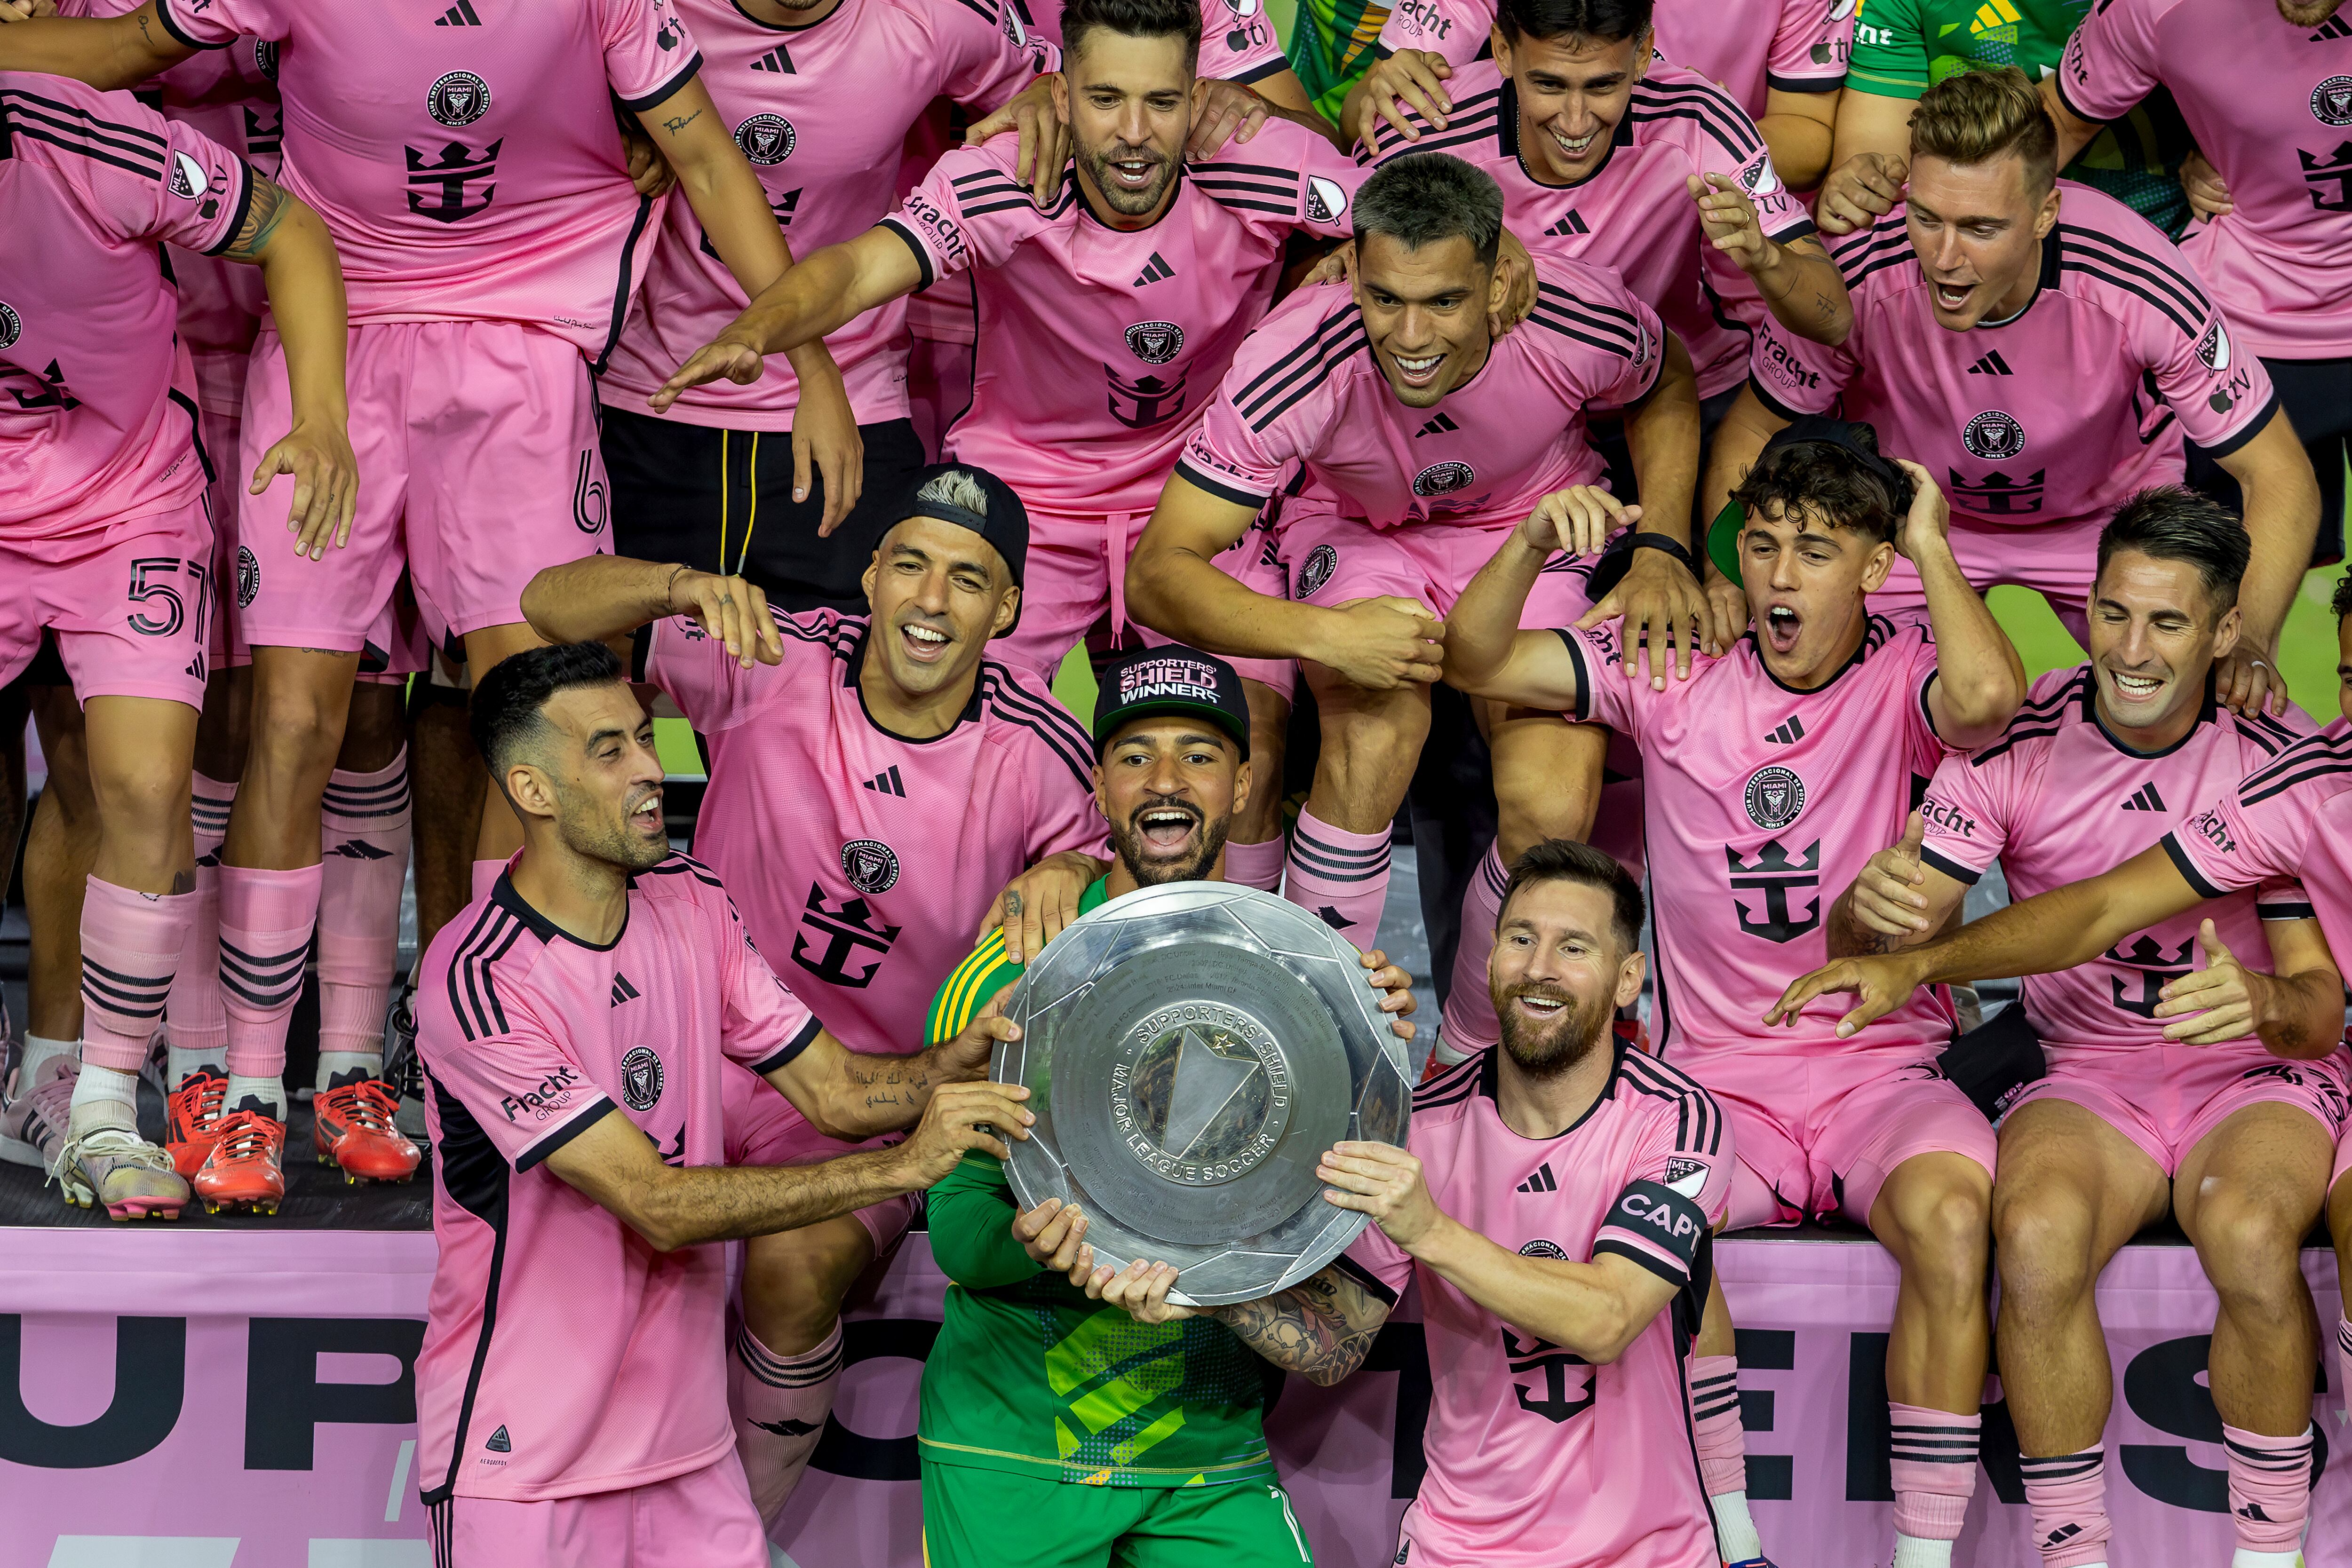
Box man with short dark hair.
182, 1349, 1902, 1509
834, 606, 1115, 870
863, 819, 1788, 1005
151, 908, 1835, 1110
916, 643, 1417, 1568
1129, 150, 1702, 946
1706, 66, 2318, 719
1813, 485, 2336, 1568
1446, 418, 2026, 1568
1087, 837, 1732, 1568
412, 640, 1030, 1563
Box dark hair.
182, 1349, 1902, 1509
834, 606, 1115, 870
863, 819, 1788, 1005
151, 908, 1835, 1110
1729, 422, 1904, 545
1497, 839, 1645, 952
1910, 66, 2058, 194
2334, 570, 2352, 624
1060, 0, 1201, 75
2095, 485, 2250, 615
1497, 0, 1653, 44
1353, 153, 1505, 268
469, 641, 628, 789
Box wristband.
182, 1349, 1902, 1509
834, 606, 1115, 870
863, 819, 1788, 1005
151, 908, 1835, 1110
1629, 532, 1695, 570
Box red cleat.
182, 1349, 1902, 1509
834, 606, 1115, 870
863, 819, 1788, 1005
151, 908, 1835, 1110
314, 1078, 421, 1184
164, 1065, 231, 1178
193, 1109, 286, 1215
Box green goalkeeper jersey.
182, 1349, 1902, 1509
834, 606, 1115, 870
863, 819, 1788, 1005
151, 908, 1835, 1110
916, 878, 1284, 1489
1286, 0, 1391, 124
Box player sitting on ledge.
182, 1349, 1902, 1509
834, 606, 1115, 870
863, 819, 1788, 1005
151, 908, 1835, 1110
1092, 839, 1733, 1568
915, 644, 1417, 1568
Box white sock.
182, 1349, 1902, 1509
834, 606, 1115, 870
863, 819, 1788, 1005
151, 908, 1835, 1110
21, 1034, 77, 1085
2232, 1552, 2304, 1568
1892, 1535, 1956, 1568
166, 1042, 226, 1088
226, 1072, 287, 1120
1429, 1027, 1475, 1069
1710, 1489, 1762, 1562
67, 1061, 139, 1133
316, 1049, 383, 1093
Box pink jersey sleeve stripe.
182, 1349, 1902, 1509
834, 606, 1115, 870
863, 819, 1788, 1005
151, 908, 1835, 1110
742, 1016, 821, 1076
1527, 281, 1650, 360
2055, 223, 2214, 338
1963, 667, 2090, 766
445, 904, 530, 1044
151, 0, 229, 51
1191, 159, 1309, 216
1411, 1051, 1487, 1112
2237, 729, 2352, 807
1549, 628, 1601, 723
976, 666, 1098, 792
1918, 846, 1983, 886
2, 82, 172, 179
1364, 86, 1505, 161
514, 1093, 619, 1171
1233, 309, 1371, 431
877, 217, 940, 289
1331, 1252, 1402, 1306
1171, 455, 1271, 507
1628, 76, 1769, 165
2162, 831, 2232, 899
1616, 1047, 1727, 1157
1828, 213, 1918, 289
613, 52, 705, 114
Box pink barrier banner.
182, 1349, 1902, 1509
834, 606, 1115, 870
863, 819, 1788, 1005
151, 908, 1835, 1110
1, 1226, 2346, 1566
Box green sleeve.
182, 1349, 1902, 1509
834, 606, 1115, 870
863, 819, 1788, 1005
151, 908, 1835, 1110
925, 1152, 1044, 1290
1847, 0, 1931, 99
926, 931, 1021, 1045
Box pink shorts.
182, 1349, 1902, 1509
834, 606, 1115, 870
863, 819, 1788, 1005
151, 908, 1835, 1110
2014, 1043, 2350, 1179
1678, 1049, 1997, 1230
1, 496, 215, 708
1281, 506, 1600, 626
1875, 516, 2097, 642
723, 1062, 919, 1257
999, 504, 1295, 698
427, 1453, 767, 1568
238, 319, 610, 658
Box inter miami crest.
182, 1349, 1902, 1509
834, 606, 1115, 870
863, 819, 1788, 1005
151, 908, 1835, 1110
1125, 321, 1184, 364
1304, 174, 1348, 224
619, 1045, 665, 1112
236, 546, 260, 609
2196, 320, 2231, 372
735, 113, 795, 166
1294, 541, 1337, 599
1518, 1239, 1569, 1260
0, 301, 18, 352
1002, 1, 1027, 48
841, 838, 899, 895
1743, 764, 1805, 830
426, 70, 492, 127
1412, 460, 1476, 498
168, 150, 209, 200
1961, 409, 2026, 461
2315, 75, 2352, 127
253, 38, 278, 81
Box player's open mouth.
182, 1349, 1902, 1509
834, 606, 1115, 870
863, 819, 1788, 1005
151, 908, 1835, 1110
1932, 279, 1974, 312
1547, 125, 1596, 159
1391, 352, 1444, 388
1510, 989, 1570, 1020
1107, 155, 1160, 191
629, 790, 664, 834
1764, 603, 1802, 654
1134, 805, 1200, 854
900, 621, 952, 664
2108, 668, 2166, 706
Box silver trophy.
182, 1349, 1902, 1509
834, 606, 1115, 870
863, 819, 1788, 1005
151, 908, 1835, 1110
991, 882, 1413, 1306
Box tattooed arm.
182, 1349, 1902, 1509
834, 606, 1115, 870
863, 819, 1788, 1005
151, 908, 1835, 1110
0, 0, 192, 90
765, 1006, 1023, 1139
1210, 1267, 1395, 1386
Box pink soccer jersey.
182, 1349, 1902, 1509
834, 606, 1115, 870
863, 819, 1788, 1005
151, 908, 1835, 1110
413, 856, 822, 1503
598, 0, 1053, 430
1342, 1045, 1731, 1568
153, 0, 703, 362
882, 118, 1363, 519
2058, 0, 2352, 360
1561, 614, 1961, 1058
1174, 256, 1661, 528
635, 607, 1108, 1053
1363, 58, 1812, 396
1031, 0, 1291, 84
2168, 722, 2352, 979
1753, 186, 2274, 537
1921, 664, 2314, 1059
0, 72, 246, 550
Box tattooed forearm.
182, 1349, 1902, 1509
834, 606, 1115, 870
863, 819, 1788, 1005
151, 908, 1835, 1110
222, 174, 292, 261
1209, 1275, 1388, 1386
661, 109, 703, 136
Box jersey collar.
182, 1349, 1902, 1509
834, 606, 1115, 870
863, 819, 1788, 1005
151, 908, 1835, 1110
1745, 611, 1892, 697
494, 868, 633, 952
847, 617, 987, 742
2082, 661, 2219, 760
1079, 161, 1188, 234
728, 0, 851, 32
1477, 1037, 1624, 1141
1495, 79, 1634, 192
1973, 227, 2063, 332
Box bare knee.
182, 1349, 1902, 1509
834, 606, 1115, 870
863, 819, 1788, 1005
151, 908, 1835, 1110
2193, 1188, 2313, 1321
740, 1220, 875, 1354
246, 665, 356, 781
1993, 1192, 2101, 1313
1889, 1175, 1991, 1299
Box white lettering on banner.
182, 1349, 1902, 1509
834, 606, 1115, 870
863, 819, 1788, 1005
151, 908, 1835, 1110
45, 1543, 239, 1568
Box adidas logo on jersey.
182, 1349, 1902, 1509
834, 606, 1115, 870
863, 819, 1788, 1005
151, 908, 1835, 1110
433, 0, 483, 23
1133, 251, 1175, 286
860, 765, 907, 797
1764, 715, 1806, 744
1515, 1163, 1558, 1193
2120, 782, 2166, 812
2313, 13, 2352, 39
750, 44, 794, 72
611, 973, 641, 1008
1416, 412, 1459, 437
485, 1425, 512, 1453
1966, 349, 2013, 375
1545, 210, 1589, 237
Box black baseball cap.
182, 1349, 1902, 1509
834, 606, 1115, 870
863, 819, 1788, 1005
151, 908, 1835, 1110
1092, 645, 1252, 760
1704, 415, 1916, 585
896, 462, 1030, 633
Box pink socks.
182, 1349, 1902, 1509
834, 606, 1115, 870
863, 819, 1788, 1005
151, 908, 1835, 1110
1442, 842, 1509, 1052
1691, 1355, 1763, 1561
730, 1319, 842, 1528
78, 877, 199, 1075
163, 773, 237, 1080
1222, 835, 1285, 893
2019, 1448, 2111, 1568
219, 861, 322, 1106
1890, 1402, 1979, 1564
317, 751, 411, 1075
1283, 808, 1389, 945
2223, 1422, 2313, 1558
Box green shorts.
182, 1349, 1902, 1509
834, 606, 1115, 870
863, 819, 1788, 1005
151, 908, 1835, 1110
919, 1464, 1316, 1568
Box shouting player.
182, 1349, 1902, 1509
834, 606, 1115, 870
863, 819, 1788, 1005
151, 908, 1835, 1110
1093, 839, 1730, 1568
1446, 420, 2027, 1568
0, 0, 845, 1204
917, 644, 1416, 1568
412, 640, 1031, 1564
1811, 487, 2339, 1568
522, 462, 1107, 1526
1705, 67, 2317, 721
0, 71, 353, 1219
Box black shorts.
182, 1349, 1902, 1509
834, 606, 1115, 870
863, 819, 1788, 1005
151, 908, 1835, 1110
2187, 353, 2349, 567
601, 407, 929, 614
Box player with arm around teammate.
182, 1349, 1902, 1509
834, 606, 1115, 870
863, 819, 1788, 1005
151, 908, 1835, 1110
1091, 839, 1731, 1568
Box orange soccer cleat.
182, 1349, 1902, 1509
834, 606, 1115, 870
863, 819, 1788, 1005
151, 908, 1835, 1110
314, 1077, 422, 1184
193, 1109, 287, 1215
163, 1065, 231, 1178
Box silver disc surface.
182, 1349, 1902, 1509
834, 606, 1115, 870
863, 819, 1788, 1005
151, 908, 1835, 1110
990, 882, 1412, 1306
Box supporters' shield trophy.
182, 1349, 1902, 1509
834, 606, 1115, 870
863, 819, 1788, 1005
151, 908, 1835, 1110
992, 883, 1412, 1307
